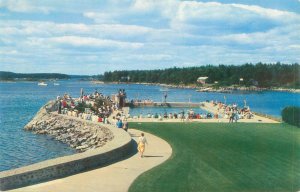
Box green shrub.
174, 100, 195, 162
282, 106, 300, 127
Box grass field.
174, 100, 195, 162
128, 123, 300, 192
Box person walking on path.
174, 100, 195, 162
138, 133, 148, 158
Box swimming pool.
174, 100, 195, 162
129, 107, 209, 117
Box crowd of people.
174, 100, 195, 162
54, 89, 255, 125
210, 100, 254, 122
127, 109, 216, 121
55, 89, 124, 126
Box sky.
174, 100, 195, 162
1, 0, 300, 75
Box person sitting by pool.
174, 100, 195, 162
246, 112, 253, 119
181, 110, 185, 120
214, 113, 218, 119
234, 111, 239, 122
178, 113, 182, 119
139, 113, 143, 119
193, 113, 197, 119
154, 113, 159, 118
197, 113, 201, 119
163, 112, 168, 118
159, 114, 163, 120
229, 111, 234, 123
185, 114, 189, 121
174, 113, 178, 119
200, 113, 206, 119
207, 113, 212, 119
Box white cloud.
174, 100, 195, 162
0, 21, 153, 38
83, 12, 116, 24
231, 4, 300, 21
1, 0, 300, 74
48, 36, 143, 49
0, 0, 51, 13
170, 1, 300, 35
0, 49, 18, 55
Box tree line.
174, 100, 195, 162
103, 63, 300, 88
0, 71, 69, 81
0, 71, 102, 81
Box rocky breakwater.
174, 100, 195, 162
24, 101, 114, 152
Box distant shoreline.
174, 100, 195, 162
1, 80, 299, 93
99, 81, 300, 93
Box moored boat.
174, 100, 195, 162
38, 82, 48, 86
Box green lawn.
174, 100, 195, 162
128, 123, 300, 192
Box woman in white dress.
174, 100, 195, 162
137, 133, 148, 158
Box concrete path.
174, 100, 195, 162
9, 129, 172, 192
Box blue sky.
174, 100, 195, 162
1, 0, 300, 75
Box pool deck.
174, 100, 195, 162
127, 102, 280, 124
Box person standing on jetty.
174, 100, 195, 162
116, 119, 123, 129
123, 120, 128, 132
80, 88, 84, 98
138, 133, 148, 158
58, 100, 62, 114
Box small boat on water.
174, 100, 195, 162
38, 82, 48, 86
91, 80, 104, 84
53, 82, 60, 86
159, 88, 169, 92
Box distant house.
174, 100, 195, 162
197, 77, 208, 85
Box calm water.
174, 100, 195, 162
0, 81, 299, 171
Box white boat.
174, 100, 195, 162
38, 82, 48, 86
53, 83, 60, 86
159, 88, 169, 92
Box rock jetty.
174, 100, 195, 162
24, 101, 114, 152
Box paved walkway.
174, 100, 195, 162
9, 129, 172, 192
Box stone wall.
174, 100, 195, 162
0, 101, 133, 191
25, 112, 114, 152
